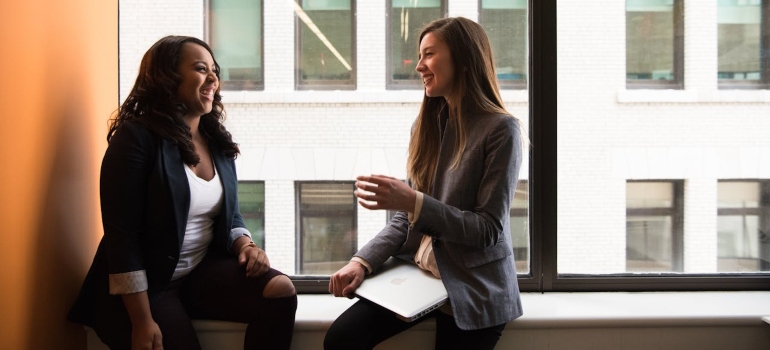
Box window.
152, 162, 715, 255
717, 0, 770, 89
238, 181, 265, 248
626, 0, 684, 89
295, 0, 356, 90
718, 180, 770, 272
296, 182, 357, 275
387, 0, 446, 89
554, 0, 769, 291
625, 181, 683, 272
479, 0, 528, 89
207, 0, 264, 90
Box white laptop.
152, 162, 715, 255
354, 257, 448, 322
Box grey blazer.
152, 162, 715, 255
356, 112, 524, 330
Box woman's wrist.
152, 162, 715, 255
238, 241, 257, 254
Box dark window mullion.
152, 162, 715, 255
525, 0, 556, 292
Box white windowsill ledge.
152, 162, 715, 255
87, 291, 770, 350
190, 291, 770, 332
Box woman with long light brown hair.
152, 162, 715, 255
325, 17, 525, 350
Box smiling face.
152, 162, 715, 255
416, 32, 456, 103
176, 42, 219, 119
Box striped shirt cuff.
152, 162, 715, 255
229, 227, 252, 253
109, 270, 148, 295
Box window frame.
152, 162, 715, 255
294, 0, 357, 91
625, 0, 685, 90
385, 0, 447, 90
717, 0, 770, 90
204, 0, 265, 91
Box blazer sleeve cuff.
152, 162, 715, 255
229, 227, 252, 253
109, 270, 148, 295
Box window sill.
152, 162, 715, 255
86, 291, 770, 350
190, 291, 770, 331
618, 89, 770, 103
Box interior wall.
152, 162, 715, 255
0, 1, 117, 349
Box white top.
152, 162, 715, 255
172, 163, 223, 280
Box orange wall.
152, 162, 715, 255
0, 1, 117, 349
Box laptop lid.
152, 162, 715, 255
354, 257, 448, 322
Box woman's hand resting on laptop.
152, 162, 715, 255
329, 260, 367, 298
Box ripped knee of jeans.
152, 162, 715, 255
263, 274, 296, 298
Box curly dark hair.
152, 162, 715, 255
108, 35, 239, 164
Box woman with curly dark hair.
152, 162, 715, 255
69, 35, 297, 350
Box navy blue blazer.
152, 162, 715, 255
68, 120, 246, 329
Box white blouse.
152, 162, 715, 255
171, 163, 224, 280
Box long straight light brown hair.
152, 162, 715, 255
407, 17, 518, 193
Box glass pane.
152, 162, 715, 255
558, 0, 769, 277
717, 0, 762, 81
480, 0, 528, 87
298, 182, 357, 275
626, 182, 677, 272
297, 0, 354, 87
120, 2, 531, 281
626, 215, 673, 271
626, 0, 676, 81
627, 182, 674, 208
210, 0, 263, 90
389, 0, 443, 85
238, 182, 266, 248
717, 181, 770, 272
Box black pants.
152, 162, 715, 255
323, 299, 506, 350
99, 252, 297, 350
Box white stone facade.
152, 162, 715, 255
119, 0, 769, 275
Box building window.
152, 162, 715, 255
626, 0, 684, 89
479, 0, 528, 89
717, 180, 770, 272
511, 180, 530, 274
626, 181, 684, 272
238, 181, 266, 249
387, 0, 446, 89
296, 182, 357, 275
718, 0, 770, 89
295, 0, 355, 90
207, 0, 264, 90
